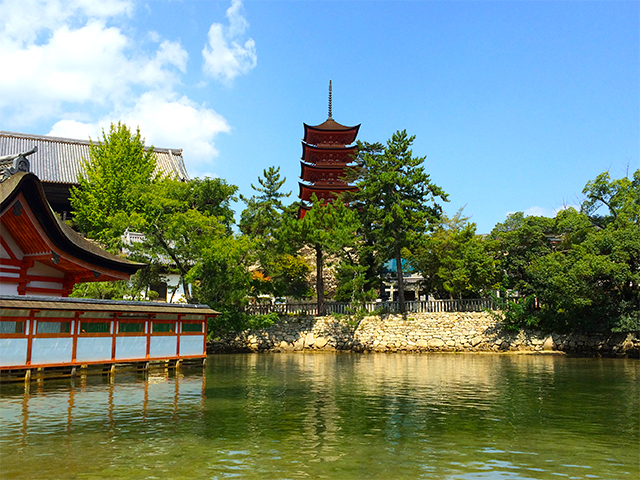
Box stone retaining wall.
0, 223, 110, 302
209, 312, 640, 358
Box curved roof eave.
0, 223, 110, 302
1, 172, 145, 276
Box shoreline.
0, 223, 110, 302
208, 312, 640, 358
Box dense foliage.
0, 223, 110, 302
69, 122, 638, 334
348, 130, 448, 312
492, 170, 639, 333
70, 122, 157, 247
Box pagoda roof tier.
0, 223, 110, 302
299, 182, 358, 203
1, 172, 144, 284
303, 119, 360, 146
301, 142, 357, 165
300, 162, 357, 184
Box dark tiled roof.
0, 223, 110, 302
0, 295, 218, 315
0, 131, 189, 185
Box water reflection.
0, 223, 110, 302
0, 354, 638, 480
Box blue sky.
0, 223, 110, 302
1, 0, 638, 233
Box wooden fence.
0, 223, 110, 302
245, 298, 497, 316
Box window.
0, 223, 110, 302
182, 323, 202, 333
37, 322, 71, 334
0, 321, 25, 334
80, 322, 110, 334
153, 322, 175, 333
119, 322, 145, 333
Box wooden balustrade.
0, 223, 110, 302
245, 298, 496, 316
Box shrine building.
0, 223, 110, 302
298, 82, 360, 218
0, 150, 215, 379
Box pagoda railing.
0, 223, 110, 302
245, 298, 497, 316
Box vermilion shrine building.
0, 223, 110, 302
299, 82, 360, 218
0, 151, 215, 379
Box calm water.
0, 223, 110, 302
0, 353, 638, 480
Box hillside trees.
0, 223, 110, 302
122, 177, 239, 303
409, 211, 497, 299
283, 196, 361, 315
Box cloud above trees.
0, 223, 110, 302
0, 0, 255, 174
202, 0, 257, 83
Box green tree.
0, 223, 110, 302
351, 130, 447, 312
238, 167, 310, 299
492, 169, 639, 333
239, 166, 290, 238
490, 212, 556, 294
410, 211, 497, 299
122, 177, 238, 303
284, 196, 361, 315
70, 122, 157, 247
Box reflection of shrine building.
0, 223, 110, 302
298, 82, 360, 218
1, 371, 206, 447
0, 150, 215, 378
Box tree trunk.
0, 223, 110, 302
395, 246, 406, 313
316, 244, 325, 316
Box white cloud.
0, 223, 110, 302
506, 204, 581, 219
202, 0, 257, 83
48, 119, 99, 140
48, 91, 231, 170
1, 0, 240, 171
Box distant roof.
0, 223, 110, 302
0, 131, 190, 185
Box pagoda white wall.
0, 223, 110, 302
164, 274, 186, 303
1, 230, 21, 296
0, 283, 18, 295
1, 229, 65, 297
0, 231, 23, 260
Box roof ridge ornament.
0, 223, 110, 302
328, 80, 333, 119
0, 146, 37, 182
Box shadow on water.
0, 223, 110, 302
0, 354, 638, 479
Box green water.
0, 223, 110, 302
0, 354, 638, 479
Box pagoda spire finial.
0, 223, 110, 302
328, 80, 333, 119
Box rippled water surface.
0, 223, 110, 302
0, 353, 638, 479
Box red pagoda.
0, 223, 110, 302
299, 81, 360, 218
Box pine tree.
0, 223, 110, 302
353, 130, 448, 313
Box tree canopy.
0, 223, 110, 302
350, 130, 448, 311
70, 122, 156, 247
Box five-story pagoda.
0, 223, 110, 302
299, 82, 360, 218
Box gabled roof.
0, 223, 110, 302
0, 131, 189, 185
1, 172, 144, 280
